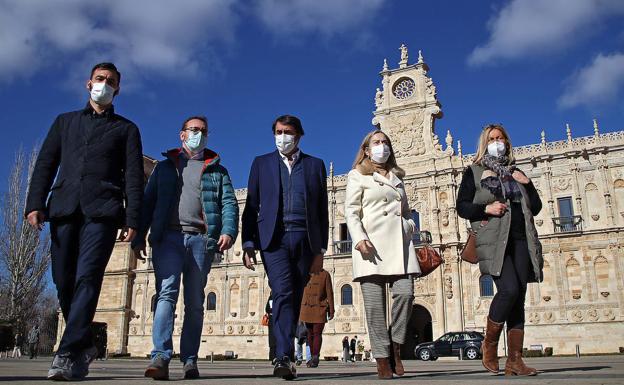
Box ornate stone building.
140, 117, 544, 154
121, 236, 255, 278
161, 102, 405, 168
64, 45, 624, 359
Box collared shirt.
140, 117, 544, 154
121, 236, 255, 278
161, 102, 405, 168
279, 149, 301, 174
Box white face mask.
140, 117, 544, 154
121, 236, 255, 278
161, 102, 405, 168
370, 143, 391, 163
185, 131, 207, 152
90, 82, 115, 105
487, 141, 506, 157
275, 134, 297, 154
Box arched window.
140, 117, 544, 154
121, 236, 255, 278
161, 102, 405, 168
150, 294, 158, 314
207, 292, 217, 311
479, 276, 494, 297
341, 284, 353, 305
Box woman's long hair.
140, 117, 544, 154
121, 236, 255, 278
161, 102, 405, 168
473, 123, 515, 165
352, 129, 404, 175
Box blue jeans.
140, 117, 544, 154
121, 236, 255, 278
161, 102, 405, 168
151, 230, 214, 363
295, 339, 311, 361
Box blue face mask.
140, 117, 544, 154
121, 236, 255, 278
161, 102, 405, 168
185, 131, 206, 152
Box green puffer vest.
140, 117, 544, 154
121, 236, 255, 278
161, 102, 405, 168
469, 164, 543, 282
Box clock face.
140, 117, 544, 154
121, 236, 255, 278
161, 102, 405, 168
393, 77, 416, 100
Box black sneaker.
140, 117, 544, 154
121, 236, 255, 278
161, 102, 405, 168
47, 353, 73, 381
183, 360, 200, 379
71, 345, 99, 380
273, 356, 297, 380
144, 355, 169, 380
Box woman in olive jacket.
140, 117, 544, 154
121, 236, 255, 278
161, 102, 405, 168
457, 124, 542, 376
299, 255, 335, 367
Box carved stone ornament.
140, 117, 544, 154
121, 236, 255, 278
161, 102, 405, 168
383, 110, 425, 156
207, 326, 213, 334
227, 326, 234, 335
603, 308, 615, 320
601, 291, 610, 297
572, 293, 581, 300
341, 323, 352, 332
343, 307, 351, 317
249, 325, 256, 334
587, 309, 599, 322
535, 219, 543, 227
591, 214, 600, 221
131, 327, 137, 335
528, 312, 540, 324
571, 310, 583, 322
444, 276, 453, 299
555, 178, 571, 191
542, 295, 551, 302
543, 312, 555, 323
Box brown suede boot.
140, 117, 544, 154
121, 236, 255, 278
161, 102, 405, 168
505, 329, 537, 376
376, 357, 393, 380
482, 317, 504, 373
390, 342, 405, 376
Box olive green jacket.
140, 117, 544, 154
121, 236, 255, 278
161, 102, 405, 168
469, 164, 543, 282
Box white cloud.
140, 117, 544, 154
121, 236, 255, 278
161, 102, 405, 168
0, 0, 239, 86
254, 0, 386, 38
0, 0, 387, 87
558, 52, 624, 109
468, 0, 624, 66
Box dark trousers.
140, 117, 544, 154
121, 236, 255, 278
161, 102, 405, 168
50, 211, 118, 355
305, 323, 325, 356
29, 343, 37, 359
260, 231, 314, 360
489, 238, 531, 329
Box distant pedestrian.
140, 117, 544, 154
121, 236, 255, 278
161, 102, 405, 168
28, 325, 40, 359
12, 333, 23, 359
350, 336, 357, 361
342, 336, 350, 363
265, 295, 276, 362
299, 254, 335, 368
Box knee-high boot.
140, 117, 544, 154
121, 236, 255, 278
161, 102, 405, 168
504, 329, 537, 376
482, 317, 504, 373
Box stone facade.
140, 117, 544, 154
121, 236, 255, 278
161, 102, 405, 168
59, 45, 624, 358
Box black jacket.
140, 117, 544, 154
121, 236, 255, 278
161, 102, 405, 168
25, 103, 144, 228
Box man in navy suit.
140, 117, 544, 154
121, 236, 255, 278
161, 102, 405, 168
242, 115, 328, 380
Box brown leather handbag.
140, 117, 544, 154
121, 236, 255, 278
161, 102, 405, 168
460, 231, 478, 264
261, 313, 270, 327
417, 245, 443, 277
460, 220, 487, 264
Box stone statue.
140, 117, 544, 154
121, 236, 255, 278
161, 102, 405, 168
375, 87, 383, 108
399, 44, 408, 68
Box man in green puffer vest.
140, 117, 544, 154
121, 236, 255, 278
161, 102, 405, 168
131, 115, 239, 380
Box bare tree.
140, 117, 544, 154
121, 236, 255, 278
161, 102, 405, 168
0, 147, 51, 330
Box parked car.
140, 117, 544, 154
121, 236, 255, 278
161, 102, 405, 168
414, 331, 484, 361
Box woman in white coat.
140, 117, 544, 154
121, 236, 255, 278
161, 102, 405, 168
345, 130, 420, 380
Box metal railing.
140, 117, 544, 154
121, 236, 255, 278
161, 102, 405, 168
552, 215, 583, 233
332, 240, 353, 255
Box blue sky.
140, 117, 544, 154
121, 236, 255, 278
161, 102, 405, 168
1, 0, 623, 191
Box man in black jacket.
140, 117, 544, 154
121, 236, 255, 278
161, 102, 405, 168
25, 62, 143, 381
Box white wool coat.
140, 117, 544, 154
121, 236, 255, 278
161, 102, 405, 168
345, 168, 421, 281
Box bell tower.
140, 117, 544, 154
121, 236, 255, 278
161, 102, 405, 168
372, 44, 446, 168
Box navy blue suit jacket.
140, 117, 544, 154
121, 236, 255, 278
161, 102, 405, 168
242, 150, 329, 254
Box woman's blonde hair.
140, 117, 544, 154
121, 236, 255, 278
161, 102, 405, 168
473, 123, 515, 165
352, 129, 404, 175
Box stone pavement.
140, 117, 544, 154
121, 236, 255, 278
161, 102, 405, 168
0, 355, 622, 384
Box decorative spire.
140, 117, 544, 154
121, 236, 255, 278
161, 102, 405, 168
418, 49, 424, 64
399, 43, 408, 68
457, 140, 462, 156
382, 58, 388, 72
329, 161, 334, 178
593, 118, 599, 137
445, 129, 453, 149
566, 123, 572, 142
541, 130, 546, 145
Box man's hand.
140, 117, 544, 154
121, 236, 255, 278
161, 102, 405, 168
26, 211, 46, 231
132, 245, 147, 261
119, 227, 137, 242
512, 170, 530, 184
217, 234, 233, 252
243, 248, 258, 271
310, 253, 324, 273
